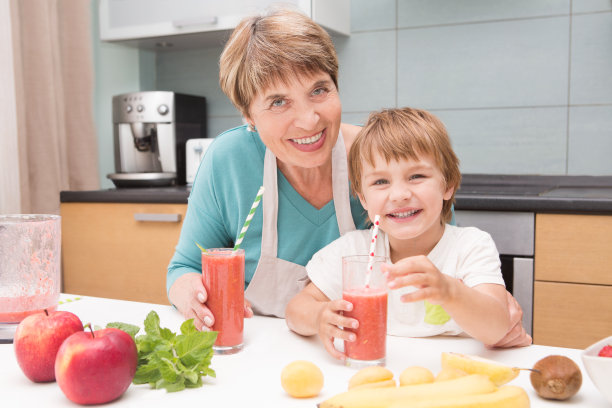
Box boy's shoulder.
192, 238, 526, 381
444, 224, 494, 242
324, 229, 373, 251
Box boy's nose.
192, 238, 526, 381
389, 182, 412, 202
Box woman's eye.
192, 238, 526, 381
271, 99, 286, 108
312, 87, 328, 96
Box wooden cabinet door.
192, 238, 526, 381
534, 281, 612, 348
536, 213, 612, 285
61, 202, 186, 305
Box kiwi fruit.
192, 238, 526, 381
530, 355, 582, 400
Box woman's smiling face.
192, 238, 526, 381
246, 72, 341, 169
358, 152, 454, 246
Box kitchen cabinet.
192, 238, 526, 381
99, 0, 350, 50
60, 202, 187, 305
533, 213, 612, 348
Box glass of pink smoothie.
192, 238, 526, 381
342, 255, 387, 367
0, 215, 61, 343
202, 248, 244, 354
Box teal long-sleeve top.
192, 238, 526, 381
166, 125, 369, 294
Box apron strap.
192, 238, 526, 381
262, 148, 279, 258
332, 130, 356, 235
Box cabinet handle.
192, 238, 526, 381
134, 213, 182, 223
173, 16, 218, 28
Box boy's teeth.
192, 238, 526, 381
391, 210, 418, 218
292, 132, 322, 145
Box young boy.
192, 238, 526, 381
285, 107, 511, 360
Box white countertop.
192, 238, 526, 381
1, 294, 607, 407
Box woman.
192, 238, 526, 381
166, 9, 530, 348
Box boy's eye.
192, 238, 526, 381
410, 174, 425, 180
373, 179, 388, 185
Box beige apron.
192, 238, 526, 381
245, 132, 356, 317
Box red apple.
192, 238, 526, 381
55, 327, 137, 405
13, 310, 84, 382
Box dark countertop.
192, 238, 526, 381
60, 174, 612, 214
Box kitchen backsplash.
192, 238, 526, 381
93, 0, 612, 188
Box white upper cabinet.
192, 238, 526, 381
99, 0, 350, 50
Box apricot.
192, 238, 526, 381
399, 366, 435, 386
280, 360, 324, 398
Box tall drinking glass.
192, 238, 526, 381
0, 215, 61, 343
202, 248, 244, 354
342, 255, 387, 367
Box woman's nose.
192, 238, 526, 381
293, 102, 319, 130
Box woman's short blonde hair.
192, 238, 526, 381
348, 108, 461, 224
219, 8, 339, 117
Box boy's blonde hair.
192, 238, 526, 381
219, 8, 338, 118
348, 108, 461, 224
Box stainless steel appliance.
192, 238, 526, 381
455, 210, 535, 336
108, 91, 206, 187
185, 138, 214, 185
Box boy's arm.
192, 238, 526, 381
438, 280, 510, 346
385, 256, 511, 346
286, 282, 358, 360
285, 283, 330, 336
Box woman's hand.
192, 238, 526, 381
316, 299, 358, 360
383, 255, 454, 304
168, 272, 215, 331
487, 291, 532, 348
244, 298, 254, 318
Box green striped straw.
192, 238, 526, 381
233, 186, 265, 251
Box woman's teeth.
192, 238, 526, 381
390, 210, 419, 218
292, 131, 322, 145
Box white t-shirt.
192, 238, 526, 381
306, 224, 505, 337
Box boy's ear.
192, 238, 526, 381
357, 192, 368, 210
443, 185, 454, 201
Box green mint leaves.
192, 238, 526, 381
107, 311, 217, 392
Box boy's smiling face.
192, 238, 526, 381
357, 152, 454, 256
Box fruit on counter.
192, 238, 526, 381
435, 367, 469, 382
13, 310, 83, 382
441, 352, 519, 386
349, 366, 395, 389
55, 327, 137, 405
529, 355, 582, 400
318, 374, 497, 408
387, 385, 530, 408
598, 344, 612, 357
280, 360, 324, 398
350, 379, 396, 390
399, 366, 434, 386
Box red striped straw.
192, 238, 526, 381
365, 214, 381, 286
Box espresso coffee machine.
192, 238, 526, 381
108, 91, 206, 187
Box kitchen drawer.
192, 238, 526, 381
455, 210, 534, 256
533, 281, 612, 348
61, 202, 186, 305
535, 213, 612, 285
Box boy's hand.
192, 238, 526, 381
316, 299, 358, 360
383, 255, 454, 305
